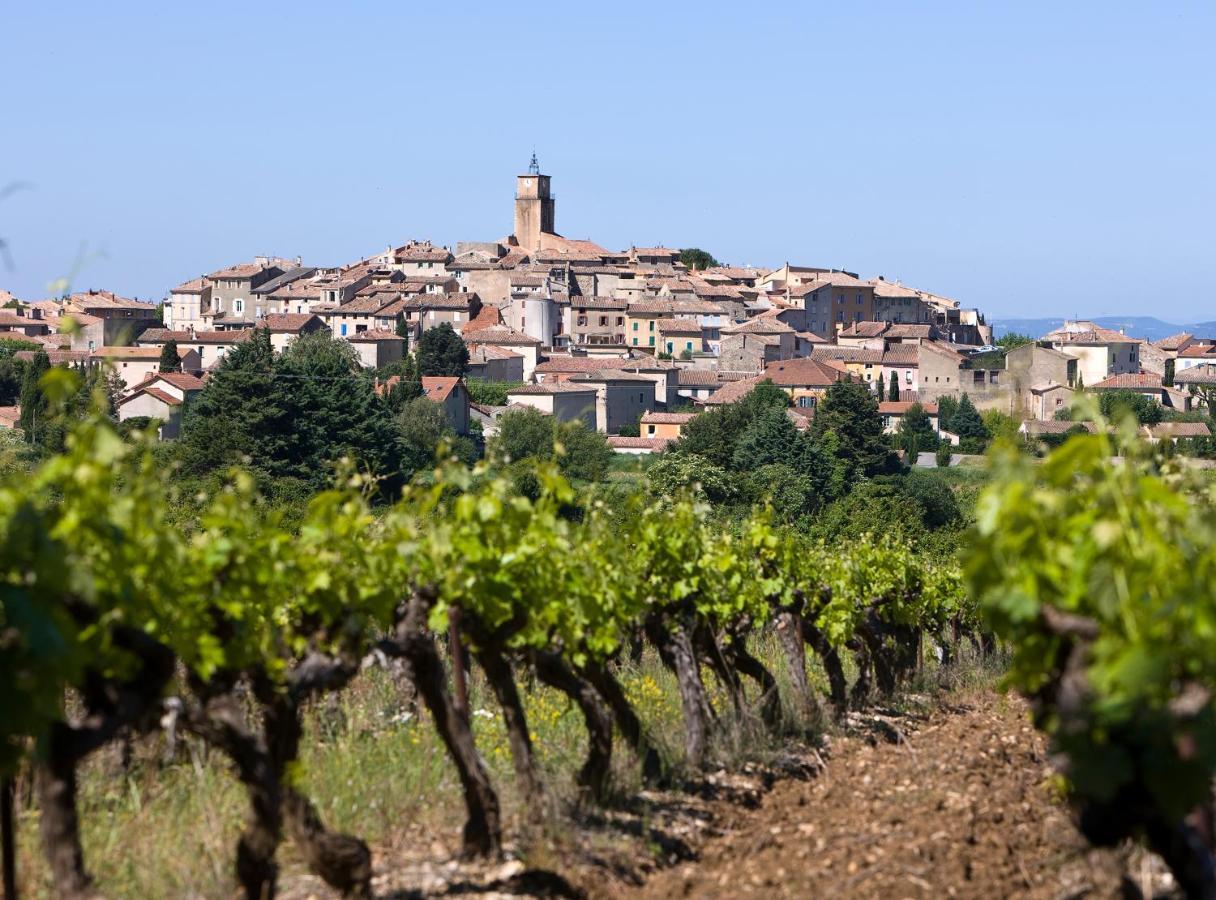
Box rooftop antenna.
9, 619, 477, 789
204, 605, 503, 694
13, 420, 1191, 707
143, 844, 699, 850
528, 152, 540, 175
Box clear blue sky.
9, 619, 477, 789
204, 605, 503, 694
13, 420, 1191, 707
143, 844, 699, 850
4, 1, 1214, 321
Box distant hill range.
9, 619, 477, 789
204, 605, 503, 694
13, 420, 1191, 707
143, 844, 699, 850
991, 316, 1216, 343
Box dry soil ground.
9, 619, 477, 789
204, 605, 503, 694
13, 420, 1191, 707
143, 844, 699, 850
621, 691, 1146, 900
286, 691, 1169, 899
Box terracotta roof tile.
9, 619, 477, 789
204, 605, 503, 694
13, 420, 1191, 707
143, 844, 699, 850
258, 313, 322, 333
346, 329, 405, 342
535, 356, 629, 374
421, 376, 462, 402
640, 411, 696, 425
154, 372, 206, 391
879, 400, 939, 415
764, 357, 852, 387
1146, 422, 1211, 438
1091, 372, 1163, 390
838, 321, 889, 338
607, 436, 673, 450
463, 324, 541, 347
170, 277, 208, 294
507, 383, 598, 395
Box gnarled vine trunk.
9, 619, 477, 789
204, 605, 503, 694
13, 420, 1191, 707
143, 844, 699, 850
2, 776, 15, 900
646, 614, 713, 770
532, 650, 612, 801
723, 631, 783, 732
37, 623, 175, 899
184, 693, 282, 900
775, 610, 825, 729
694, 625, 746, 718
858, 619, 898, 697
265, 662, 373, 898
475, 647, 545, 820
578, 659, 664, 785
801, 617, 848, 716
849, 639, 873, 709
37, 727, 91, 899
382, 589, 502, 859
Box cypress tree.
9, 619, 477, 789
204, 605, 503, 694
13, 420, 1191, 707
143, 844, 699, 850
17, 349, 50, 444
950, 394, 990, 453
158, 339, 181, 372
889, 370, 900, 402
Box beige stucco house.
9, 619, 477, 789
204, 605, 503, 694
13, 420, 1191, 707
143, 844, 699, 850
93, 346, 202, 391
421, 377, 471, 436
640, 411, 696, 440
567, 371, 656, 434
347, 331, 405, 369
504, 383, 599, 430
1040, 322, 1141, 387
116, 372, 205, 439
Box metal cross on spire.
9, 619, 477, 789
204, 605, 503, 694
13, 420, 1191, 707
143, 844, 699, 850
528, 152, 539, 175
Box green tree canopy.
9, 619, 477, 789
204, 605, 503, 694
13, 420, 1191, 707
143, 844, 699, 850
937, 395, 958, 432
1097, 389, 1163, 425
731, 406, 801, 470
678, 248, 720, 271
896, 402, 938, 453
177, 329, 405, 492
18, 349, 51, 444
673, 381, 788, 469
645, 452, 736, 504
949, 394, 990, 453
397, 396, 473, 470
417, 323, 469, 377
488, 405, 613, 482
464, 380, 524, 407
744, 462, 817, 522
995, 332, 1034, 350
0, 357, 25, 406
158, 339, 181, 372
812, 379, 897, 478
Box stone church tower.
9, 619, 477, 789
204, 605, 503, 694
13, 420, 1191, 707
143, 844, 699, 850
513, 154, 555, 252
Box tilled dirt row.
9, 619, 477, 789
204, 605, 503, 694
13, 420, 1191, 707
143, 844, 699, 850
623, 692, 1139, 899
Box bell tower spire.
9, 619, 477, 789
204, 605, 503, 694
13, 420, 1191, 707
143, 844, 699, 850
513, 156, 555, 252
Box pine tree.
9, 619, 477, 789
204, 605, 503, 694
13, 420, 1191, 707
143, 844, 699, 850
177, 329, 406, 492
158, 339, 181, 372
889, 370, 900, 402
812, 379, 898, 477
177, 328, 299, 478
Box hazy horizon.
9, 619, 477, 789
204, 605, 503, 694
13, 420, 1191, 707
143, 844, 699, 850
5, 1, 1214, 321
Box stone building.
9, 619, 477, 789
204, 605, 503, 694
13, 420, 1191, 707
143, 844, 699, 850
512, 156, 556, 252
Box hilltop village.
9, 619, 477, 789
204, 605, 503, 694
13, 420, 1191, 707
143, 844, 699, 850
0, 162, 1212, 451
